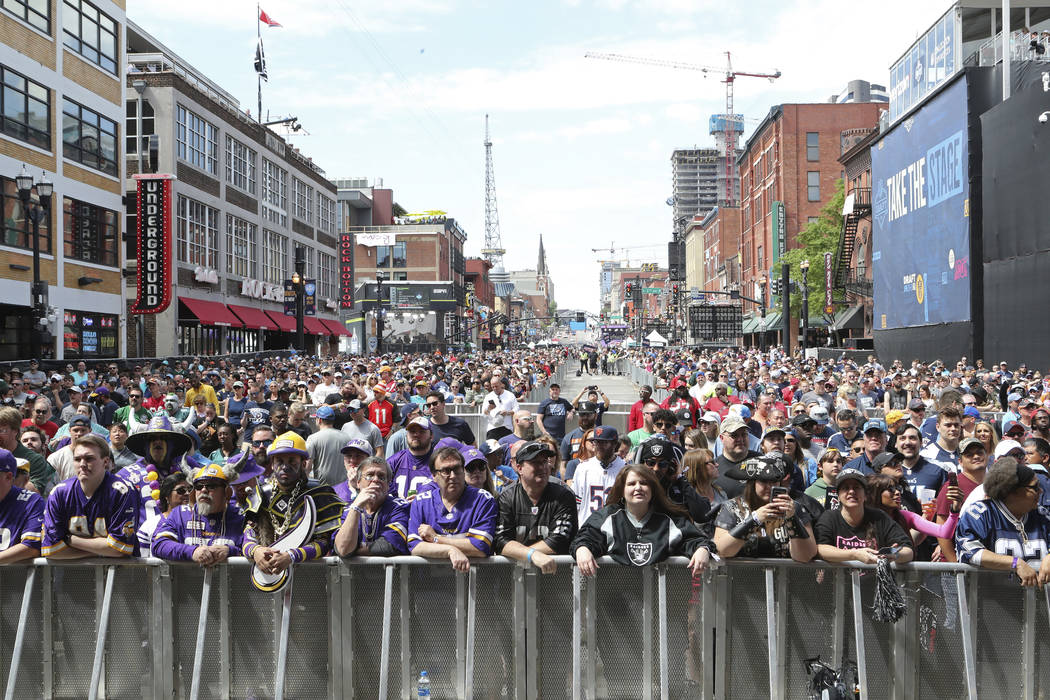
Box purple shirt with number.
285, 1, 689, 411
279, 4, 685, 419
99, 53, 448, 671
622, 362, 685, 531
407, 485, 497, 555
386, 448, 434, 499
41, 472, 139, 556
151, 504, 245, 561
0, 485, 45, 551
340, 496, 410, 554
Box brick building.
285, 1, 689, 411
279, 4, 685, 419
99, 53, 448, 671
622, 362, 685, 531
0, 0, 127, 361
736, 103, 883, 325
683, 206, 742, 294
124, 22, 346, 357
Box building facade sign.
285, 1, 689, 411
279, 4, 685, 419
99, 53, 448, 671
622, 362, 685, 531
356, 232, 396, 247
241, 278, 284, 302
339, 233, 354, 308
131, 174, 174, 314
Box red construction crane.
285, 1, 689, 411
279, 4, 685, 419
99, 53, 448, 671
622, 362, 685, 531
584, 51, 781, 207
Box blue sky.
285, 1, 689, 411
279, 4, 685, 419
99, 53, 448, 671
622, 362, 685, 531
129, 0, 947, 311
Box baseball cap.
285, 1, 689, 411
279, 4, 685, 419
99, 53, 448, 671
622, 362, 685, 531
1007, 392, 1022, 403
267, 432, 309, 458
90, 386, 109, 397
479, 439, 503, 457
740, 454, 786, 482
835, 468, 868, 488
516, 440, 555, 463
720, 416, 748, 435
68, 385, 83, 394
591, 425, 619, 441
340, 438, 374, 456
761, 425, 787, 439
576, 401, 598, 414
700, 411, 721, 425
907, 398, 926, 410
347, 399, 363, 411
1020, 397, 1039, 408
791, 414, 816, 427
809, 406, 830, 425
675, 408, 693, 425
1003, 420, 1025, 436
407, 416, 431, 431
233, 381, 245, 388
862, 419, 888, 434
870, 452, 903, 472
994, 439, 1025, 459
639, 438, 682, 466
963, 406, 981, 419
314, 405, 335, 421
50, 374, 63, 382
0, 448, 16, 475
959, 437, 985, 454
67, 415, 91, 428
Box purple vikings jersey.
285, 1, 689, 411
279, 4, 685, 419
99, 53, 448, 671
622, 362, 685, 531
41, 472, 139, 556
341, 497, 410, 554
333, 480, 356, 504
407, 485, 497, 555
956, 499, 1050, 566
118, 457, 202, 527
151, 505, 246, 561
0, 485, 45, 551
386, 449, 434, 499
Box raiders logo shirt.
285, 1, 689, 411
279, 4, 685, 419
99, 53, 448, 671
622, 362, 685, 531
572, 503, 712, 567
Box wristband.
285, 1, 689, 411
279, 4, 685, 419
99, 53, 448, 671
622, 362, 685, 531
351, 505, 368, 516
728, 514, 761, 540
787, 515, 809, 539
1012, 556, 1019, 571
527, 548, 535, 564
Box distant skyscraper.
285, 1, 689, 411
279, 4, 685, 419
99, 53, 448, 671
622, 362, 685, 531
829, 80, 889, 104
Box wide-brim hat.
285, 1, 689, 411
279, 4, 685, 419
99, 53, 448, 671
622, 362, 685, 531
224, 452, 266, 485
126, 414, 193, 457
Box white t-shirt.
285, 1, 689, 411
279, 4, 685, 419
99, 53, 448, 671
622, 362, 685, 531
571, 456, 626, 526
483, 390, 518, 431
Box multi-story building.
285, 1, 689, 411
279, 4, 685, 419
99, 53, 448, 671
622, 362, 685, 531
828, 79, 889, 105
684, 207, 742, 294
124, 22, 346, 357
735, 102, 883, 345
0, 0, 127, 361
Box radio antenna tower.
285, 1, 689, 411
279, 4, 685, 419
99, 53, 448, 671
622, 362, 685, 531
481, 114, 506, 267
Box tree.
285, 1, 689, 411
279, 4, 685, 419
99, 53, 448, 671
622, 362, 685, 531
780, 179, 845, 321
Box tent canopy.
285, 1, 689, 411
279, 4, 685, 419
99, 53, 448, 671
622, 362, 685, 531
646, 330, 668, 346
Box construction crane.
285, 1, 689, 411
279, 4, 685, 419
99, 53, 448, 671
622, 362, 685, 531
591, 242, 664, 268
585, 51, 781, 207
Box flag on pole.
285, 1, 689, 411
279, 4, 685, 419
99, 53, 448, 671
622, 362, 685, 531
259, 8, 282, 27
254, 38, 268, 81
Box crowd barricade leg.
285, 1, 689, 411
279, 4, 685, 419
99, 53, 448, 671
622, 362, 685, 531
189, 567, 213, 700
87, 565, 116, 700
3, 568, 35, 700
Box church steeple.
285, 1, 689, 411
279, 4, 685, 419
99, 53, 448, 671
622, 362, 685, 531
537, 234, 548, 277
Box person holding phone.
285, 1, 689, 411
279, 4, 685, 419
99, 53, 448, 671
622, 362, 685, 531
713, 452, 818, 562
815, 469, 915, 564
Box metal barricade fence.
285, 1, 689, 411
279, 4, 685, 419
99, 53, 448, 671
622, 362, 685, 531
3, 556, 1048, 699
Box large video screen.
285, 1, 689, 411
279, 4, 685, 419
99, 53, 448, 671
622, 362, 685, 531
871, 77, 970, 330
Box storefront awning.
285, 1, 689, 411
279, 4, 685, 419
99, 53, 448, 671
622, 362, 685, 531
832, 304, 864, 331
180, 298, 241, 327
741, 316, 759, 334
321, 319, 352, 336
227, 303, 277, 330
264, 310, 297, 332
762, 313, 782, 332
304, 317, 329, 335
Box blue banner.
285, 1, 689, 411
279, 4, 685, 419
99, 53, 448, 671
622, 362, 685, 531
872, 77, 970, 330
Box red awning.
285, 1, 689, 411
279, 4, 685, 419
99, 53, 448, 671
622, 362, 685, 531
264, 310, 297, 332
321, 319, 352, 336
227, 303, 277, 330
304, 317, 329, 335
180, 298, 241, 327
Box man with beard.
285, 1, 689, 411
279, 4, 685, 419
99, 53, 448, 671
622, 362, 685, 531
894, 424, 945, 508
714, 416, 761, 498
662, 384, 701, 428
387, 417, 436, 500
152, 463, 245, 563
247, 424, 275, 477
243, 432, 343, 575
639, 436, 712, 523
41, 435, 137, 559
119, 415, 203, 528
561, 401, 598, 463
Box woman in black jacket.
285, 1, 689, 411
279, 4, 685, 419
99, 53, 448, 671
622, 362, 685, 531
572, 465, 714, 576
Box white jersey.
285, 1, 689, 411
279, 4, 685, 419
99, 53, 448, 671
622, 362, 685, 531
571, 456, 626, 526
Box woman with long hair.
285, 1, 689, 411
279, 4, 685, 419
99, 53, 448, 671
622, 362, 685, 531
563, 428, 595, 483
683, 448, 726, 512
867, 473, 960, 545
681, 428, 708, 452
974, 419, 999, 454
573, 465, 713, 575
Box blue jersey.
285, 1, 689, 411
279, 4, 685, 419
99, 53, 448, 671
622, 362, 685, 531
900, 457, 946, 505
387, 449, 434, 499
118, 457, 202, 528
340, 496, 409, 554
919, 442, 959, 474
41, 472, 139, 557
956, 499, 1050, 566
151, 505, 245, 561
827, 431, 859, 453
407, 485, 498, 555
0, 485, 44, 552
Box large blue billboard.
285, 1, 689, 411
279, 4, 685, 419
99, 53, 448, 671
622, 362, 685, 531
872, 77, 970, 331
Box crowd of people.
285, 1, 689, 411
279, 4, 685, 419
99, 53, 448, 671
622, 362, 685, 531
0, 345, 1048, 590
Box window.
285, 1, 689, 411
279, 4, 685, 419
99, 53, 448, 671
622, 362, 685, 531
262, 158, 287, 210
63, 0, 118, 74
262, 229, 286, 285
63, 197, 117, 266
125, 97, 154, 158
317, 194, 335, 234
808, 216, 820, 224
1, 177, 51, 252
293, 178, 313, 224
225, 214, 257, 278
303, 245, 315, 278
318, 251, 336, 300
376, 242, 406, 268
807, 171, 821, 202
757, 245, 763, 271
806, 132, 819, 161
262, 204, 286, 229
176, 105, 217, 174
176, 196, 218, 268
2, 0, 49, 32
1, 65, 49, 149
62, 98, 117, 176
226, 136, 256, 194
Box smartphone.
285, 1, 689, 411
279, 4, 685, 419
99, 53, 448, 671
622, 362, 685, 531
770, 486, 789, 500
947, 472, 959, 488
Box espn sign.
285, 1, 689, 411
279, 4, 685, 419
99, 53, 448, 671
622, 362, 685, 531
131, 175, 174, 314
339, 232, 354, 308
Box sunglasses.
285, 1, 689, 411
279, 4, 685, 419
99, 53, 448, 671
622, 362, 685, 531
173, 486, 194, 496
195, 481, 225, 491
250, 439, 270, 446
434, 466, 464, 476
465, 463, 488, 474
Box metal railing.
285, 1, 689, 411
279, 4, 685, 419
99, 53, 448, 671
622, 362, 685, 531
0, 557, 1045, 699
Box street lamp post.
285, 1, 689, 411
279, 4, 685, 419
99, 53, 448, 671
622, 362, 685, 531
16, 165, 52, 362
293, 246, 305, 353
799, 259, 810, 355
375, 271, 385, 355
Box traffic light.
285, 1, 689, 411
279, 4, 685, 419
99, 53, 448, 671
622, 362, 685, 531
624, 281, 633, 298
771, 278, 782, 296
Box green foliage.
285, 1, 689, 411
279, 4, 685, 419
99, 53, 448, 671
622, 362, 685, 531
777, 179, 845, 320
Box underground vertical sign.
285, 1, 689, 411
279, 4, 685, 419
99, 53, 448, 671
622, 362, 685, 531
131, 174, 175, 314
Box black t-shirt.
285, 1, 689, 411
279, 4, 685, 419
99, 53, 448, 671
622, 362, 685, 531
537, 398, 574, 440
814, 506, 912, 551
430, 415, 476, 446
714, 451, 759, 499
715, 495, 813, 558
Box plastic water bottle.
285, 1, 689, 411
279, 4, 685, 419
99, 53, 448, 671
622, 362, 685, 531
417, 670, 431, 697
